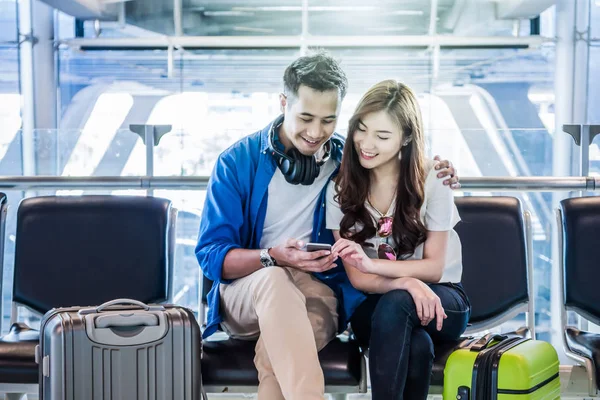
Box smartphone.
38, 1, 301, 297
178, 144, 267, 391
305, 243, 332, 252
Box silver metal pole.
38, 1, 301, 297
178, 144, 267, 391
129, 124, 172, 196
173, 0, 183, 37
18, 0, 37, 177
145, 125, 154, 177
459, 176, 596, 191
0, 201, 7, 334
552, 0, 578, 363
0, 176, 150, 190
60, 34, 553, 49
428, 0, 440, 81
32, 0, 56, 132
0, 176, 596, 192
145, 126, 155, 196
571, 0, 591, 176
167, 44, 174, 78
524, 211, 536, 340
580, 124, 591, 205
300, 0, 308, 56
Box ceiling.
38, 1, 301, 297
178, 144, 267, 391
127, 0, 458, 36
0, 0, 557, 94
43, 0, 556, 38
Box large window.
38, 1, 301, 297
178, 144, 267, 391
0, 0, 20, 332
0, 0, 576, 347
590, 46, 600, 176
0, 0, 20, 156
587, 2, 600, 177
7, 44, 550, 337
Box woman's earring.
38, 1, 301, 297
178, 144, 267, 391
399, 138, 411, 159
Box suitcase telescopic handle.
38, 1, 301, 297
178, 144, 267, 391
79, 298, 165, 315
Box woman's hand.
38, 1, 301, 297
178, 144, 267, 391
332, 238, 374, 274
403, 278, 447, 330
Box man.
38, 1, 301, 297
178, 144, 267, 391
196, 51, 459, 400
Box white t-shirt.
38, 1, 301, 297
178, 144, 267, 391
260, 157, 337, 249
325, 159, 463, 283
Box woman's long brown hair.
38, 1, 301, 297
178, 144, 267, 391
336, 80, 427, 258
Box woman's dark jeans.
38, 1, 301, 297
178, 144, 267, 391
350, 283, 471, 400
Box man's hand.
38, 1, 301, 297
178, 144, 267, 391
270, 239, 338, 273
433, 155, 460, 190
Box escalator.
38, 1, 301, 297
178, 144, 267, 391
436, 84, 552, 241
436, 83, 555, 338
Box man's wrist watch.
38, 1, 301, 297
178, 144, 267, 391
260, 248, 277, 268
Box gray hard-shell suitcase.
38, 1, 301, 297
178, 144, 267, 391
36, 298, 206, 400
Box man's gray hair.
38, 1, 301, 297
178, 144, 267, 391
283, 50, 348, 100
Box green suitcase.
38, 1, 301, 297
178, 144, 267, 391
443, 334, 560, 399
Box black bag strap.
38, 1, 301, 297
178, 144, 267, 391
489, 337, 530, 400
471, 341, 501, 400
471, 336, 527, 400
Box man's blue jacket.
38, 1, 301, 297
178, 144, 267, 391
195, 117, 366, 338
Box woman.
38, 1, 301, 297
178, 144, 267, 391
326, 80, 471, 399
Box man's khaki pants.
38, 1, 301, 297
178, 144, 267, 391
219, 267, 339, 400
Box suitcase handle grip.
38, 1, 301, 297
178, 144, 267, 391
470, 333, 508, 351
84, 308, 169, 345
95, 313, 159, 328
94, 299, 165, 313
